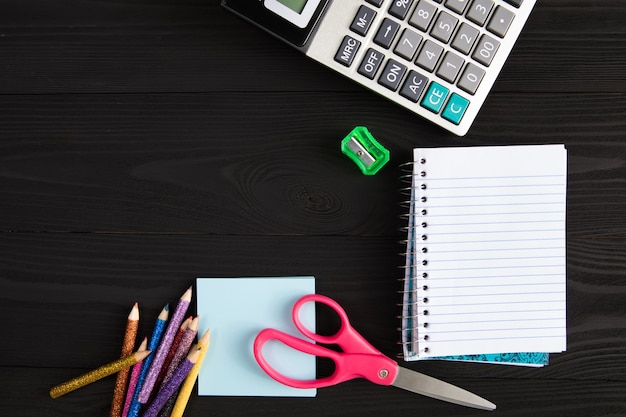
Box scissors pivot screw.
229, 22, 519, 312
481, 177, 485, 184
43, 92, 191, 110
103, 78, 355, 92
378, 369, 389, 379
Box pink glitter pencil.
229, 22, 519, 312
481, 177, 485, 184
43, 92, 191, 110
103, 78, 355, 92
138, 287, 192, 403
121, 337, 148, 417
140, 348, 201, 417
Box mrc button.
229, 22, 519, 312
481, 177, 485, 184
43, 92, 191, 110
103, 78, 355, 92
334, 35, 361, 67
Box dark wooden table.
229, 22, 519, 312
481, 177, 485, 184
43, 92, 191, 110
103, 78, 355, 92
1, 1, 625, 416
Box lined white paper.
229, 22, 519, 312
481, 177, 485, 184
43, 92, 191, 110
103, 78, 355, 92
408, 145, 567, 358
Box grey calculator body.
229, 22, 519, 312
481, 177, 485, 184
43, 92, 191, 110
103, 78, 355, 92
222, 0, 536, 136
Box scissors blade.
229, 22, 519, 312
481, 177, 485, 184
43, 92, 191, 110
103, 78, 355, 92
392, 367, 496, 411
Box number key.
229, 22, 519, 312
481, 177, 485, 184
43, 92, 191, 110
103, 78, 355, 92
457, 62, 485, 94
436, 51, 464, 83
444, 0, 470, 14
409, 0, 437, 32
430, 11, 458, 44
451, 23, 479, 55
395, 28, 423, 61
472, 34, 500, 66
466, 0, 494, 27
416, 40, 444, 72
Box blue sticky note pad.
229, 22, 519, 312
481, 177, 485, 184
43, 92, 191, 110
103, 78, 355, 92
196, 277, 316, 397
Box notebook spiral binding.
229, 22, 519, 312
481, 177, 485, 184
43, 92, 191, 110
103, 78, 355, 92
398, 158, 430, 360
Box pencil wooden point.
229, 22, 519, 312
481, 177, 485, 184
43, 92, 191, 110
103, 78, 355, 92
188, 316, 199, 332
134, 350, 152, 362
129, 303, 139, 320
159, 304, 170, 321
137, 338, 148, 352
181, 286, 192, 303
186, 346, 202, 363
197, 328, 210, 346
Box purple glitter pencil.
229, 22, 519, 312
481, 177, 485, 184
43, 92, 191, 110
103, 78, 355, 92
138, 286, 192, 403
140, 348, 201, 417
158, 316, 199, 391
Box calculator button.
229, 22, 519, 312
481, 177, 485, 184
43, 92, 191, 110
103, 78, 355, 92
466, 0, 494, 26
451, 23, 479, 55
416, 40, 444, 72
334, 36, 361, 67
503, 0, 523, 8
457, 62, 485, 94
389, 0, 415, 20
358, 48, 385, 79
366, 0, 385, 7
430, 11, 459, 44
444, 0, 470, 15
395, 29, 423, 61
472, 34, 500, 66
487, 6, 515, 38
436, 51, 464, 83
442, 93, 470, 124
409, 0, 437, 32
374, 18, 401, 49
421, 81, 449, 113
379, 59, 408, 91
400, 71, 429, 102
351, 6, 377, 36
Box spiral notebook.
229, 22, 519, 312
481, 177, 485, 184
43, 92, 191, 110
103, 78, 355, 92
401, 145, 567, 365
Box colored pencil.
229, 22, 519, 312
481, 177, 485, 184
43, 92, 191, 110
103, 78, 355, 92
111, 302, 140, 417
138, 287, 192, 403
140, 348, 202, 417
160, 316, 198, 389
50, 350, 151, 399
127, 304, 169, 417
169, 329, 211, 417
122, 338, 148, 417
154, 316, 191, 393
154, 316, 199, 417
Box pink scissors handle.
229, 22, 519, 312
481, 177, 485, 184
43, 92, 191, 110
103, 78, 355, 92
253, 295, 398, 389
291, 294, 381, 356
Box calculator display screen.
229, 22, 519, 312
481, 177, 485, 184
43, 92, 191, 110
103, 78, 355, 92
264, 0, 323, 28
277, 0, 307, 13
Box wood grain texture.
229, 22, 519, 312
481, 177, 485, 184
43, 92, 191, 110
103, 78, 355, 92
0, 0, 625, 416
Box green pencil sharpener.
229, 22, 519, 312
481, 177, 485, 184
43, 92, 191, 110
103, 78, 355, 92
341, 126, 390, 175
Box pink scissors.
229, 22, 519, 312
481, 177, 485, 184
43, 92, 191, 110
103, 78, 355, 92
254, 294, 495, 410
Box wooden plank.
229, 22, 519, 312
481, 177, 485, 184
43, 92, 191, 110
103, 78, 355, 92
0, 93, 625, 236
0, 2, 623, 94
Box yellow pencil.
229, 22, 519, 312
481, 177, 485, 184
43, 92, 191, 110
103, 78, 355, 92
110, 302, 140, 417
169, 329, 211, 417
50, 350, 151, 399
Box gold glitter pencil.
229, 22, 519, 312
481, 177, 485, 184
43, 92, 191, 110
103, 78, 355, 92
110, 302, 140, 417
50, 350, 151, 399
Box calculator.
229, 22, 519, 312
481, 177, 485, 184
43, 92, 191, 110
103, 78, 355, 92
221, 0, 536, 136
